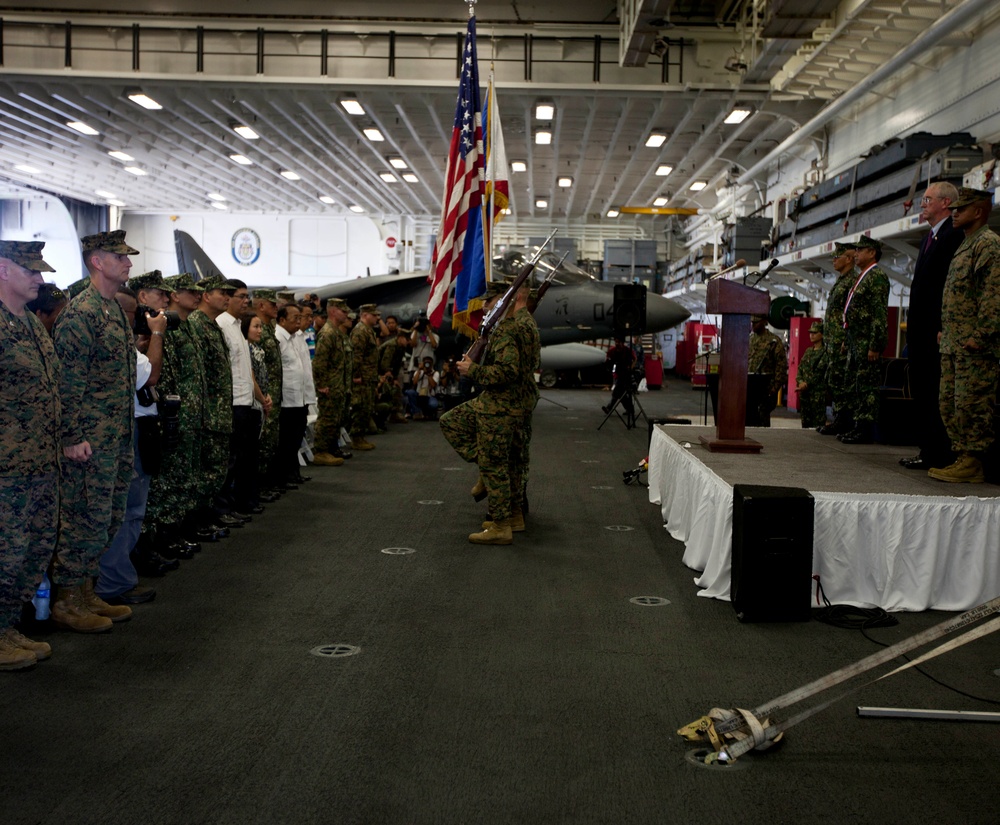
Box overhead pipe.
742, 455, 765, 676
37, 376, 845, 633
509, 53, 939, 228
737, 0, 996, 186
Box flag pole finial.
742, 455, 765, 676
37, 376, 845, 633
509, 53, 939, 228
468, 0, 477, 18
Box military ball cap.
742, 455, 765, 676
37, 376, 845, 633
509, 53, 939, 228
481, 281, 508, 300
328, 297, 349, 311
809, 321, 823, 334
162, 272, 203, 293
832, 242, 856, 257
253, 287, 277, 303
200, 275, 237, 293
65, 277, 91, 299
127, 269, 164, 292
359, 303, 380, 315
855, 235, 882, 253
276, 290, 296, 303
951, 187, 994, 209
0, 240, 56, 272
81, 229, 139, 255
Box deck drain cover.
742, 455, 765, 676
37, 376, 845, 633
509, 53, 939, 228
381, 547, 416, 555
418, 500, 443, 505
630, 596, 671, 606
685, 748, 747, 771
604, 525, 635, 532
310, 644, 361, 659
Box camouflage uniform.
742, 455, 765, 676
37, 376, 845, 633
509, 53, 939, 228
840, 260, 889, 427
350, 314, 379, 436
0, 241, 60, 629
187, 306, 233, 507
53, 280, 136, 584
510, 306, 541, 507
748, 324, 788, 425
796, 344, 829, 429
939, 223, 1000, 453
824, 269, 854, 414
313, 322, 350, 452
440, 317, 530, 522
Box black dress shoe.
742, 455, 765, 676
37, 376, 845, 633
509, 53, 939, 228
294, 475, 312, 483
106, 586, 157, 605
188, 528, 219, 543
243, 504, 265, 515
899, 455, 929, 470
159, 541, 196, 560
130, 551, 177, 577
206, 524, 231, 538
216, 514, 245, 528
181, 540, 202, 554
230, 511, 253, 523
258, 492, 280, 503
839, 426, 874, 445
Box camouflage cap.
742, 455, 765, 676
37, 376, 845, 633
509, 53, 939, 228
200, 275, 236, 293
81, 229, 139, 255
854, 235, 882, 253
253, 287, 278, 303
346, 310, 358, 320
127, 269, 164, 293
276, 290, 296, 303
809, 320, 823, 334
327, 297, 349, 311
0, 240, 56, 272
359, 303, 380, 316
951, 187, 994, 209
162, 272, 203, 293
832, 242, 856, 257
481, 281, 507, 300
65, 277, 91, 299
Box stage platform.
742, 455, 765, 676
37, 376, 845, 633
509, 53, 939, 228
648, 424, 1000, 612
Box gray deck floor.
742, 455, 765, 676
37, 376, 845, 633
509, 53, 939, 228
4, 383, 998, 825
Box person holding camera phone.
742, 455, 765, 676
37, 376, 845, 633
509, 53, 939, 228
410, 314, 438, 369
406, 356, 440, 420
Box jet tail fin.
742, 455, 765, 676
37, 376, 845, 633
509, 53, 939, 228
174, 230, 225, 282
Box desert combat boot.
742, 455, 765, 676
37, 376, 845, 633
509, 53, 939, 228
5, 627, 52, 661
482, 509, 525, 533
927, 453, 985, 483
82, 579, 133, 622
0, 631, 37, 670
312, 451, 345, 466
50, 585, 114, 633
469, 518, 513, 545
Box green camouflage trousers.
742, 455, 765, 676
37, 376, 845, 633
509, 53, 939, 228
840, 347, 882, 425
440, 402, 522, 521
198, 431, 230, 505
53, 437, 133, 584
351, 384, 374, 437
145, 422, 201, 530
797, 389, 827, 429
315, 390, 347, 452
940, 352, 999, 453
0, 473, 58, 626
259, 403, 281, 478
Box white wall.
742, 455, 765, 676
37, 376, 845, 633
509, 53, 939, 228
121, 211, 399, 286
0, 185, 86, 286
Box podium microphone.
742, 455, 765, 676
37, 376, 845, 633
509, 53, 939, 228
748, 258, 780, 288
707, 258, 747, 281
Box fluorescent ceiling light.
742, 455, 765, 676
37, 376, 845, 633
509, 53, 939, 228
67, 121, 99, 136
389, 158, 408, 169
319, 195, 336, 204
124, 166, 147, 176
280, 170, 301, 180
363, 128, 385, 142
606, 209, 620, 218
208, 192, 227, 202
724, 107, 752, 125
106, 199, 127, 207
690, 181, 707, 191
557, 177, 573, 188
535, 102, 554, 121
535, 199, 548, 208
645, 133, 667, 148
653, 197, 669, 207
501, 207, 512, 215
232, 123, 260, 140
108, 150, 134, 162
402, 173, 418, 183
340, 98, 365, 115
211, 202, 228, 210
229, 154, 253, 165
14, 164, 40, 174
511, 160, 527, 173
655, 164, 673, 177
349, 205, 365, 213
379, 173, 398, 183
95, 189, 116, 198
535, 130, 552, 146
127, 92, 162, 110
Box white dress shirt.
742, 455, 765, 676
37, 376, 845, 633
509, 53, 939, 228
216, 311, 254, 406
276, 324, 307, 408
293, 329, 317, 405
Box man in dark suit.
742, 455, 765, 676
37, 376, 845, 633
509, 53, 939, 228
899, 181, 964, 469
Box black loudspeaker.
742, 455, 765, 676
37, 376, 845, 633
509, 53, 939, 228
731, 485, 814, 623
613, 283, 647, 336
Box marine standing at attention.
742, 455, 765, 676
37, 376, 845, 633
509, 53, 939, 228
50, 231, 138, 633
819, 242, 858, 435
311, 297, 352, 466
837, 235, 890, 445
350, 303, 380, 451
928, 187, 1000, 483
440, 282, 530, 545
0, 241, 60, 668
795, 321, 828, 429
747, 313, 788, 427
509, 282, 541, 527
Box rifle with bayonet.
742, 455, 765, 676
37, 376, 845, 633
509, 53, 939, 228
464, 228, 557, 364
531, 251, 568, 310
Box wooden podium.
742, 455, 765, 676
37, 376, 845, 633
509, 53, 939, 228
698, 278, 771, 454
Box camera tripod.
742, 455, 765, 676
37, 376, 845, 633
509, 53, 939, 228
598, 368, 648, 431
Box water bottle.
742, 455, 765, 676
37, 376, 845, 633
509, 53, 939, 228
32, 574, 51, 621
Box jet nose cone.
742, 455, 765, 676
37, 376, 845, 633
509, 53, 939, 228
646, 290, 690, 333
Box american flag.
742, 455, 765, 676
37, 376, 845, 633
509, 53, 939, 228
427, 16, 486, 335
